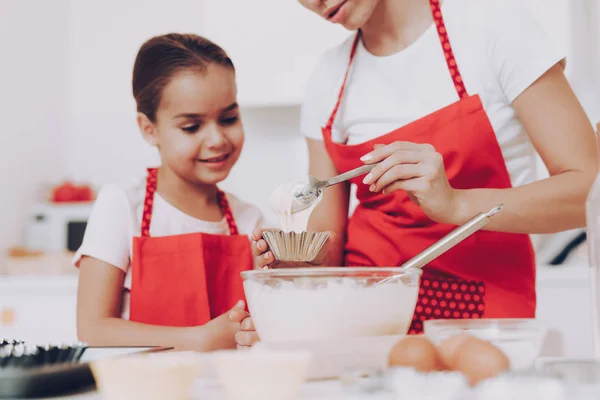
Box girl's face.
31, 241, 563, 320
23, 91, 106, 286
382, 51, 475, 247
298, 0, 380, 30
138, 65, 243, 186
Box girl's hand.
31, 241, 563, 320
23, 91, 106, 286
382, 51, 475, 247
201, 300, 248, 351
235, 317, 260, 349
361, 142, 462, 224
252, 229, 276, 269
251, 229, 336, 269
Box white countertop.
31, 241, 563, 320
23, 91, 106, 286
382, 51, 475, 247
21, 381, 380, 400
22, 357, 597, 400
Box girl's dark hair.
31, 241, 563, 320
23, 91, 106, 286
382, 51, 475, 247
132, 33, 234, 121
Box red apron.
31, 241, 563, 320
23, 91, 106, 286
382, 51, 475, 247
322, 0, 536, 334
129, 168, 253, 326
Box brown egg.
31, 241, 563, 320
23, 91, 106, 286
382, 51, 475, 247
452, 336, 510, 386
388, 335, 445, 372
438, 334, 472, 368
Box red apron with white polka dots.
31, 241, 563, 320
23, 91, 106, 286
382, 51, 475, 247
321, 0, 536, 334
129, 168, 253, 327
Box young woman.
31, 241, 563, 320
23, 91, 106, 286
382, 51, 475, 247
246, 0, 597, 341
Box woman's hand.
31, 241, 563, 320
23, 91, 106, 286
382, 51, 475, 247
360, 142, 462, 224
251, 228, 336, 269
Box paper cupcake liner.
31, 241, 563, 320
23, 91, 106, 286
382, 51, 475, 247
262, 230, 329, 262
0, 340, 87, 369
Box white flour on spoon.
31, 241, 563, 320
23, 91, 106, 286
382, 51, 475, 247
269, 179, 323, 232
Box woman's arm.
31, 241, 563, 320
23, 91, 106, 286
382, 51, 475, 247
77, 256, 244, 351
363, 64, 597, 234
450, 64, 597, 233
306, 138, 351, 265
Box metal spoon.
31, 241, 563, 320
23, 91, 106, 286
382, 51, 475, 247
291, 164, 375, 214
378, 204, 504, 285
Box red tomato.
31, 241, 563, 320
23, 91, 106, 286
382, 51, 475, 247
77, 185, 94, 201
52, 182, 77, 202
51, 182, 95, 203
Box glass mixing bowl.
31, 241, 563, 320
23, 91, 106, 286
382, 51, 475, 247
423, 318, 547, 371
241, 267, 422, 343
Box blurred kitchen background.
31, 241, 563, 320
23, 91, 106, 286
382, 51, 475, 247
0, 0, 598, 350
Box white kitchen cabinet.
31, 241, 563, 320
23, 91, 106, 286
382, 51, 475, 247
0, 276, 78, 344
203, 0, 570, 109
65, 0, 580, 112
202, 0, 350, 108
67, 0, 206, 184
70, 0, 348, 112
69, 0, 207, 117
535, 265, 595, 358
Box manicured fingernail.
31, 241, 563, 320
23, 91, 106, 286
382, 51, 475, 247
363, 173, 372, 184
360, 154, 373, 162
369, 184, 376, 192
264, 253, 270, 260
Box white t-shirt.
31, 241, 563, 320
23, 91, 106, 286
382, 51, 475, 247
300, 0, 564, 188
73, 176, 266, 319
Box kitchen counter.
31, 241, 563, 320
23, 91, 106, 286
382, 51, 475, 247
0, 264, 595, 354
19, 357, 597, 400
17, 347, 384, 399
11, 383, 396, 400
12, 381, 375, 400
1, 265, 596, 399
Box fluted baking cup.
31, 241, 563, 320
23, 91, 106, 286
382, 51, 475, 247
262, 230, 329, 262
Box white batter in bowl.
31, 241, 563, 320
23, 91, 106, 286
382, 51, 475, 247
242, 267, 422, 343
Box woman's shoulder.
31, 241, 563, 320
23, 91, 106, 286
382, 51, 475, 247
445, 0, 544, 35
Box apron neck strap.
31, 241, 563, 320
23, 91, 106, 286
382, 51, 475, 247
430, 0, 468, 99
141, 168, 158, 237
141, 168, 239, 237
216, 189, 239, 236
324, 0, 468, 131
325, 32, 360, 132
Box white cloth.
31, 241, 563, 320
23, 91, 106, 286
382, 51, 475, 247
73, 175, 265, 319
300, 0, 564, 188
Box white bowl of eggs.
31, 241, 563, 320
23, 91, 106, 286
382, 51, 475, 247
423, 318, 547, 372
387, 333, 512, 387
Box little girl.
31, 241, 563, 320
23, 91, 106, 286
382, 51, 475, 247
74, 33, 265, 351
